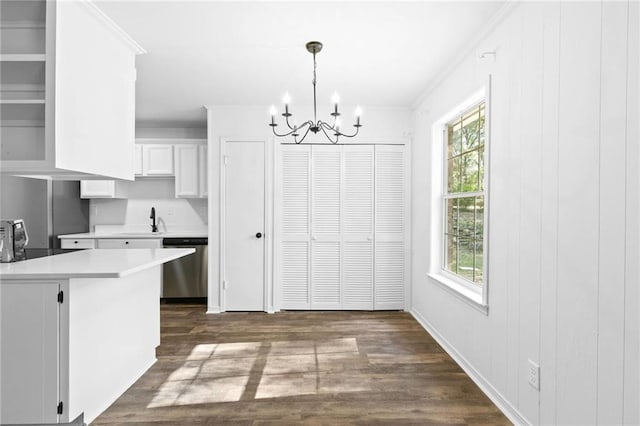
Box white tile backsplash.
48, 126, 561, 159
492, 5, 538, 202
90, 179, 207, 233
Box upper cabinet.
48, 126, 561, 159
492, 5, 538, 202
0, 0, 145, 180
141, 144, 174, 176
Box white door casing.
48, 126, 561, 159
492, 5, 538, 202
220, 140, 266, 311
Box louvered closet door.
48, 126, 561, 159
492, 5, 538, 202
279, 145, 311, 309
310, 146, 342, 309
374, 145, 406, 310
342, 146, 374, 310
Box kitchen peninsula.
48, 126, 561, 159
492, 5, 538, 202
0, 248, 194, 425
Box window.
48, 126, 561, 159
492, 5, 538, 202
443, 102, 486, 287
428, 84, 489, 312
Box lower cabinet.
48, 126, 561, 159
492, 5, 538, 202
60, 239, 96, 249
96, 238, 162, 249
60, 238, 162, 249
1, 270, 160, 424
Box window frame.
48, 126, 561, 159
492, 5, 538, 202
428, 78, 491, 313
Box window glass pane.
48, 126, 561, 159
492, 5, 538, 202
457, 196, 475, 239
474, 242, 483, 284
478, 146, 485, 191
444, 233, 457, 274
448, 121, 463, 157
457, 237, 475, 281
447, 157, 461, 193
461, 112, 481, 151
473, 196, 484, 284
460, 150, 480, 193
446, 198, 458, 236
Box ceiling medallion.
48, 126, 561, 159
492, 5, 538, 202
269, 41, 362, 144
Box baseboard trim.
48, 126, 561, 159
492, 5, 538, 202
206, 306, 221, 314
410, 308, 530, 426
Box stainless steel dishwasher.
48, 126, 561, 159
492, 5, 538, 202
162, 237, 208, 302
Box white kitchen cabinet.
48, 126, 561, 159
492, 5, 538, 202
175, 144, 200, 197
60, 239, 96, 249
174, 142, 208, 198
0, 0, 145, 180
80, 180, 127, 199
134, 144, 143, 176
199, 144, 208, 197
278, 144, 407, 310
97, 238, 162, 249
1, 282, 60, 424
142, 144, 174, 176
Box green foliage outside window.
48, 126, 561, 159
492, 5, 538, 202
444, 103, 485, 285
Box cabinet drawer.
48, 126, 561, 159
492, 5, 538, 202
97, 239, 162, 249
60, 239, 96, 249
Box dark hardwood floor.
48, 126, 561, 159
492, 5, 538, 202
93, 305, 510, 425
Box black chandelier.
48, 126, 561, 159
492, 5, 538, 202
269, 41, 362, 144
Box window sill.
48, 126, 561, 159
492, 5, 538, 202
427, 272, 488, 315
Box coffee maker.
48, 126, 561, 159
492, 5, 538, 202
0, 219, 28, 262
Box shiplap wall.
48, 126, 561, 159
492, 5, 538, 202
411, 2, 639, 424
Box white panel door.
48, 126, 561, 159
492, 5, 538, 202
310, 146, 342, 309
342, 146, 374, 309
223, 141, 265, 311
279, 145, 311, 309
374, 145, 405, 309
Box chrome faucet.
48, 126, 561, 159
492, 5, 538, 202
150, 207, 158, 233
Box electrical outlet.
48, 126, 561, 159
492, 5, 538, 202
528, 359, 540, 391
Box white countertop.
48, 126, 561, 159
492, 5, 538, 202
58, 231, 207, 239
0, 248, 195, 280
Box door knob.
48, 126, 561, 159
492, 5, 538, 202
256, 232, 262, 239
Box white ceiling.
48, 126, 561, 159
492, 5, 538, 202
95, 1, 506, 126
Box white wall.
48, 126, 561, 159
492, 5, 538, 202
0, 176, 50, 248
206, 105, 412, 314
411, 2, 638, 424
89, 179, 207, 232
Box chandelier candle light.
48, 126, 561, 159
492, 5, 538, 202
269, 41, 362, 144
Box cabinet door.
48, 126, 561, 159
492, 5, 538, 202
81, 180, 115, 198
134, 145, 143, 176
60, 239, 96, 249
143, 145, 173, 175
374, 145, 406, 310
342, 146, 374, 310
97, 238, 162, 249
175, 144, 199, 197
1, 282, 60, 424
278, 145, 311, 309
310, 146, 342, 309
199, 145, 208, 197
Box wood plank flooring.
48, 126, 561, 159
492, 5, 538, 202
93, 305, 510, 425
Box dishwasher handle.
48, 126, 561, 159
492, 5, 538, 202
162, 237, 208, 246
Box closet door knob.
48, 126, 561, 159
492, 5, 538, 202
256, 232, 262, 239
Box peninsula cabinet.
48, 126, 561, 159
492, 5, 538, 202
0, 0, 145, 180
0, 249, 193, 425
277, 144, 408, 311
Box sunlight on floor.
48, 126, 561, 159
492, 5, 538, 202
148, 338, 370, 408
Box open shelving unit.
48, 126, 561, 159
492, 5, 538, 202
0, 0, 48, 164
